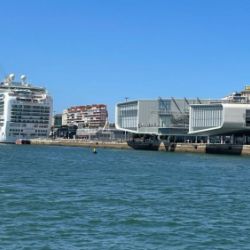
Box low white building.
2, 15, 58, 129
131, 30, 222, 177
189, 87, 250, 136
115, 98, 211, 136
189, 103, 250, 136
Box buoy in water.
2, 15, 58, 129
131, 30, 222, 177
92, 148, 97, 154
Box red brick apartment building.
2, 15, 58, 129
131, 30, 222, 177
62, 104, 108, 128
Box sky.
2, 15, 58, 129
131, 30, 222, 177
0, 0, 250, 121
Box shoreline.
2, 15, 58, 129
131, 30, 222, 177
30, 139, 131, 150
30, 139, 250, 156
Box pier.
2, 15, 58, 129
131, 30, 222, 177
30, 139, 250, 156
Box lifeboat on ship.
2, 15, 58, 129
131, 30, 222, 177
15, 139, 31, 145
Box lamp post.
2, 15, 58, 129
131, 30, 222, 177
51, 111, 55, 139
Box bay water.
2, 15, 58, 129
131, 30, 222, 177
1, 144, 250, 249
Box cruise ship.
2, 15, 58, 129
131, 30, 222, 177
0, 74, 52, 143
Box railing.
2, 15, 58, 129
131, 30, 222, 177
210, 99, 250, 104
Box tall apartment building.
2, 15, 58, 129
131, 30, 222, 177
62, 104, 108, 128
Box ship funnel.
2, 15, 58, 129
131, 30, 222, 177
4, 73, 15, 85
9, 73, 15, 82
20, 75, 27, 85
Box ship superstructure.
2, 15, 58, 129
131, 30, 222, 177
0, 74, 52, 143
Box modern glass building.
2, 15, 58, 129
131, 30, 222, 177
189, 87, 250, 136
189, 103, 250, 136
115, 98, 211, 136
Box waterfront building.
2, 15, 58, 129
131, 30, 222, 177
51, 113, 62, 138
189, 87, 250, 137
52, 114, 62, 128
115, 98, 211, 136
0, 74, 52, 143
77, 123, 125, 141
62, 104, 108, 128
55, 125, 77, 139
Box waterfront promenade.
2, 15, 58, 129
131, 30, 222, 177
31, 138, 131, 149
30, 139, 250, 156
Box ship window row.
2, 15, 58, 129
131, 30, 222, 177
35, 129, 47, 133
8, 133, 47, 137
10, 119, 49, 124
9, 129, 23, 132
24, 105, 49, 108
11, 109, 50, 112
11, 113, 50, 117
11, 109, 50, 115
10, 123, 26, 127
16, 98, 32, 102
9, 133, 24, 136
11, 111, 50, 115
36, 125, 48, 128
11, 114, 49, 118
11, 113, 50, 118
11, 107, 50, 111
9, 123, 47, 128
12, 105, 50, 109
11, 116, 49, 120
33, 133, 48, 136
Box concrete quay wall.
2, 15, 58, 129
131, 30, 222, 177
242, 145, 250, 155
30, 139, 250, 156
159, 142, 206, 153
30, 139, 130, 150
160, 142, 250, 155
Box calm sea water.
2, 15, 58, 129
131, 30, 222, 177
1, 145, 250, 249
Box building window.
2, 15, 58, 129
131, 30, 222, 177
190, 105, 222, 130
246, 110, 250, 126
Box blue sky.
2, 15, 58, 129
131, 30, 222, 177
1, 0, 250, 121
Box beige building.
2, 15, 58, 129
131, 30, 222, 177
62, 104, 108, 128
